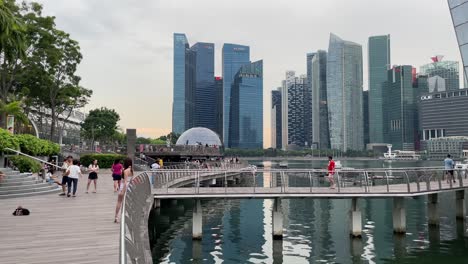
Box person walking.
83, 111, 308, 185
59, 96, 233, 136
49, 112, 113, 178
65, 159, 82, 197
114, 158, 134, 223
59, 156, 73, 196
444, 154, 456, 184
86, 159, 99, 193
111, 159, 123, 192
327, 156, 336, 189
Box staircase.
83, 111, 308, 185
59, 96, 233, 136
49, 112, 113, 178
0, 168, 61, 199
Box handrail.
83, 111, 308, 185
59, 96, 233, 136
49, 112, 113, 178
4, 147, 62, 169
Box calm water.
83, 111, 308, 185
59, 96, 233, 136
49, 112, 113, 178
148, 160, 468, 264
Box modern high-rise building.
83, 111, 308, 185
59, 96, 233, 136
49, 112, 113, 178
363, 90, 370, 146
420, 56, 459, 90
368, 35, 391, 144
327, 33, 364, 151
305, 53, 315, 148
172, 33, 189, 134
383, 66, 422, 151
281, 71, 308, 149
271, 89, 282, 149
229, 60, 263, 149
214, 77, 224, 139
188, 42, 217, 132
448, 0, 468, 87
310, 50, 330, 149
222, 44, 250, 146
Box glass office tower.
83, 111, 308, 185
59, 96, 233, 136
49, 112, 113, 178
368, 35, 390, 144
271, 89, 282, 149
327, 33, 364, 151
222, 44, 250, 146
311, 50, 330, 149
448, 0, 468, 87
229, 60, 263, 149
420, 59, 459, 90
173, 33, 189, 134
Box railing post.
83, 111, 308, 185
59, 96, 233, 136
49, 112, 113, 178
308, 171, 313, 193
196, 171, 200, 194
224, 171, 227, 194
404, 172, 411, 193
438, 171, 442, 190
253, 171, 256, 193
336, 172, 341, 193
458, 170, 463, 188
384, 171, 390, 193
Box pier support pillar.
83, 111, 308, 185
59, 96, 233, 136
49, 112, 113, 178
392, 197, 406, 234
456, 190, 465, 220
153, 199, 161, 209
272, 198, 283, 239
428, 194, 439, 226
192, 199, 202, 240
349, 198, 362, 237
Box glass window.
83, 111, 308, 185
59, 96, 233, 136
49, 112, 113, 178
454, 91, 460, 96
456, 23, 468, 45
449, 0, 468, 8
431, 130, 436, 139
461, 45, 468, 65
434, 94, 441, 98
424, 130, 429, 140
461, 91, 466, 95
442, 93, 447, 98
452, 3, 468, 26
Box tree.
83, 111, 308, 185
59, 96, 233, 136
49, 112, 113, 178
0, 100, 28, 127
81, 107, 120, 146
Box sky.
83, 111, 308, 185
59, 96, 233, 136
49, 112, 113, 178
36, 0, 462, 147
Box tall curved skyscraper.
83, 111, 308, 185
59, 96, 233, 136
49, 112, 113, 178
326, 33, 364, 151
448, 0, 468, 87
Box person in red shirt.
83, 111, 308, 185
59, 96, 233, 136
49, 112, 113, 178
327, 156, 336, 189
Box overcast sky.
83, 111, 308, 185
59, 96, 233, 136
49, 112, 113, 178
36, 0, 461, 147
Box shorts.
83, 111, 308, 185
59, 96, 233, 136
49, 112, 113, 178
446, 170, 454, 176
112, 174, 122, 181
88, 172, 98, 180
61, 176, 69, 185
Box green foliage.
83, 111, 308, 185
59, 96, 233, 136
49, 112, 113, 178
157, 132, 180, 145
15, 134, 59, 156
80, 154, 126, 169
0, 128, 19, 152
0, 100, 29, 127
9, 155, 41, 173
81, 107, 120, 143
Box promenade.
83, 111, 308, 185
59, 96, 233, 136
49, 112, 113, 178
0, 173, 119, 264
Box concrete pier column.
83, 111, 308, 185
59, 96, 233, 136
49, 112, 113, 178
153, 199, 161, 209
272, 198, 283, 239
192, 199, 202, 240
392, 197, 406, 234
427, 194, 439, 226
349, 198, 362, 237
456, 190, 465, 220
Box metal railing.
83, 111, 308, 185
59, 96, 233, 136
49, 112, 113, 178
137, 144, 221, 155
119, 172, 153, 264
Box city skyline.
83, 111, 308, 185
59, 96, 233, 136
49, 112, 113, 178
34, 0, 463, 146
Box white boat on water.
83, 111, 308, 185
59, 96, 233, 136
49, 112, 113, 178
379, 145, 420, 161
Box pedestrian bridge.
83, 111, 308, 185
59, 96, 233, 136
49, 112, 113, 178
120, 167, 468, 264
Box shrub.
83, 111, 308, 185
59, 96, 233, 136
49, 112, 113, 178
15, 134, 60, 156
0, 129, 20, 152
9, 156, 42, 173
80, 154, 126, 168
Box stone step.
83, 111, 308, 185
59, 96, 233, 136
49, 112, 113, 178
0, 182, 52, 191
0, 180, 41, 187
0, 176, 37, 183
2, 173, 34, 179
0, 185, 58, 195
0, 187, 61, 199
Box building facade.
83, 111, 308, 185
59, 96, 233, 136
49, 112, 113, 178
310, 50, 330, 149
420, 57, 459, 91
363, 90, 370, 146
222, 44, 250, 146
327, 33, 364, 151
172, 33, 189, 134
271, 89, 282, 149
305, 53, 315, 149
448, 0, 468, 87
426, 137, 468, 160
229, 60, 263, 149
368, 35, 391, 144
214, 77, 223, 139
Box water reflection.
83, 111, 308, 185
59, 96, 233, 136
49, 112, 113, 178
148, 160, 468, 263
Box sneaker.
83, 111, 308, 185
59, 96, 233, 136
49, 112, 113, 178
67, 194, 71, 197
59, 193, 66, 196
72, 194, 76, 197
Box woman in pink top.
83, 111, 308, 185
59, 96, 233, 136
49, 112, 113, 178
111, 159, 123, 192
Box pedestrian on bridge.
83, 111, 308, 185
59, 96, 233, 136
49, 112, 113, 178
86, 159, 99, 193
327, 156, 336, 189
112, 159, 123, 192
114, 158, 134, 223
444, 154, 456, 184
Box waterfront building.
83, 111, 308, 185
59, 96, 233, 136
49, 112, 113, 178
383, 66, 427, 151
281, 71, 308, 149
363, 90, 370, 146
368, 35, 391, 144
229, 60, 263, 149
271, 89, 282, 149
420, 56, 459, 91
214, 77, 224, 139
222, 44, 250, 146
426, 136, 468, 160
305, 53, 315, 149
309, 50, 330, 149
327, 33, 364, 151
427, 75, 447, 92
172, 33, 190, 134
448, 0, 468, 87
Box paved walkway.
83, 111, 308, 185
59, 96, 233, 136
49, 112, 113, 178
0, 173, 119, 264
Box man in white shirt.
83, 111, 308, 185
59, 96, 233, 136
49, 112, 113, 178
59, 156, 73, 196
64, 159, 82, 197
150, 162, 160, 185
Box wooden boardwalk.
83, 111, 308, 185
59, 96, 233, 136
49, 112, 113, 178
0, 173, 119, 264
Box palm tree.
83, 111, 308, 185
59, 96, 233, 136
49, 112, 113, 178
0, 100, 29, 129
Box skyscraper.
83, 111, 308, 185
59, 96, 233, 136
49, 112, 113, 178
305, 53, 315, 148
448, 0, 468, 87
327, 33, 364, 151
363, 90, 370, 146
420, 56, 459, 90
222, 44, 250, 146
271, 89, 282, 149
172, 33, 189, 134
214, 77, 224, 139
368, 35, 390, 144
311, 50, 330, 149
229, 60, 263, 149
383, 66, 420, 150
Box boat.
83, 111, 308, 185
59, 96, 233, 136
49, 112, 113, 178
279, 162, 288, 168
379, 145, 420, 161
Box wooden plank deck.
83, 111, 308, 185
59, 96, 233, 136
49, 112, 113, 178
0, 173, 119, 264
